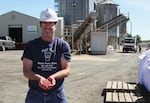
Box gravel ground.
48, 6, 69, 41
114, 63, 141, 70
0, 50, 140, 103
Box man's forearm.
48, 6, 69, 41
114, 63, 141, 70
49, 69, 70, 79
23, 68, 43, 81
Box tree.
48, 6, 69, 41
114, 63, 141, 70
133, 34, 142, 43
127, 34, 132, 37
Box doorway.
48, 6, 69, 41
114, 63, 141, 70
8, 25, 23, 49
9, 27, 22, 42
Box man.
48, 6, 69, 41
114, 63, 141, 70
139, 44, 141, 53
22, 8, 71, 103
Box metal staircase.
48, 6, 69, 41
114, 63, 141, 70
73, 13, 129, 45
97, 14, 129, 32
73, 12, 96, 44
72, 12, 129, 51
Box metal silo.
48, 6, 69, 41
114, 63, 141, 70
96, 0, 119, 48
96, 0, 118, 26
55, 0, 95, 25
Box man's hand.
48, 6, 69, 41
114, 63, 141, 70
47, 76, 56, 86
39, 77, 56, 90
39, 77, 52, 90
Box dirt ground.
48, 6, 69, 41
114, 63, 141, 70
0, 50, 140, 103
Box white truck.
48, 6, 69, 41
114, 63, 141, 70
0, 36, 16, 51
122, 37, 137, 53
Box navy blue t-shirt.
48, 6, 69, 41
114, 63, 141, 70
22, 37, 71, 93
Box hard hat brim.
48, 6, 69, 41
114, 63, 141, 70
40, 19, 58, 22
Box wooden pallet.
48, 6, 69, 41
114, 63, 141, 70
105, 81, 138, 92
104, 81, 147, 103
105, 91, 145, 103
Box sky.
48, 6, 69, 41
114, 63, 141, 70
0, 0, 55, 18
114, 0, 150, 40
0, 0, 150, 40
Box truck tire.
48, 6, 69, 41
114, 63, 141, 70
123, 48, 125, 53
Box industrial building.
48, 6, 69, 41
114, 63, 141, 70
0, 0, 129, 54
0, 11, 64, 49
55, 0, 96, 51
55, 0, 129, 54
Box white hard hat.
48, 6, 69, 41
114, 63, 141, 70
40, 8, 58, 22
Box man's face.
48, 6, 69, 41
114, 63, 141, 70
40, 22, 57, 37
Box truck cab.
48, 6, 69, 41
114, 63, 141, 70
122, 37, 137, 53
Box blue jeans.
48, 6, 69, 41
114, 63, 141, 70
25, 88, 67, 103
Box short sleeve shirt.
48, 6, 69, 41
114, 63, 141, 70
22, 37, 71, 93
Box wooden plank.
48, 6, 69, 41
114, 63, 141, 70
124, 92, 132, 102
105, 92, 112, 102
132, 84, 137, 89
106, 81, 112, 89
135, 93, 145, 102
122, 82, 128, 90
130, 92, 138, 102
117, 81, 122, 89
127, 82, 137, 91
112, 92, 119, 102
128, 83, 135, 90
118, 92, 125, 102
131, 92, 145, 102
112, 81, 117, 89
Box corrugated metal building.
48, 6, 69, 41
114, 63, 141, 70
0, 11, 64, 48
0, 11, 40, 44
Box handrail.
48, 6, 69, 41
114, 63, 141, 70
73, 12, 96, 44
97, 14, 129, 32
